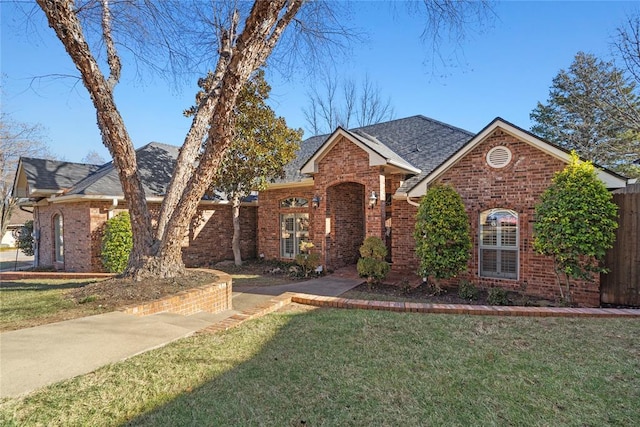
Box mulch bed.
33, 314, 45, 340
67, 270, 217, 311
346, 281, 560, 307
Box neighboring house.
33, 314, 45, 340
1, 208, 32, 248
12, 116, 630, 306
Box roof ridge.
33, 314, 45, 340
415, 115, 475, 135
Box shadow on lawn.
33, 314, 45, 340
120, 308, 639, 427
0, 281, 95, 292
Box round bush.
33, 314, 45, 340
357, 236, 390, 284
16, 220, 34, 256
101, 212, 132, 273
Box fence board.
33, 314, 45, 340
601, 186, 640, 306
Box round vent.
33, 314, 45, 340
486, 146, 512, 168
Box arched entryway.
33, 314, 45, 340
326, 182, 365, 269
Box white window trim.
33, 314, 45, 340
478, 208, 519, 280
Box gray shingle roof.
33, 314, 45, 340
66, 142, 179, 197
278, 115, 473, 193
19, 158, 102, 194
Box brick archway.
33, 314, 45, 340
326, 182, 365, 269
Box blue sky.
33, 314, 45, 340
1, 1, 638, 163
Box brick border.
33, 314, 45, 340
0, 269, 233, 318
120, 270, 232, 316
0, 271, 114, 281
198, 292, 639, 336
290, 293, 640, 318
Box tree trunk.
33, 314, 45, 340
231, 194, 242, 266
37, 0, 155, 277
38, 0, 303, 280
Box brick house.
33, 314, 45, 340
13, 116, 629, 305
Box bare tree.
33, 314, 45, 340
81, 150, 107, 165
304, 73, 395, 135
32, 1, 492, 280
611, 13, 640, 133
0, 114, 52, 237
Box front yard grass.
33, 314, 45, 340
0, 279, 107, 331
1, 307, 638, 426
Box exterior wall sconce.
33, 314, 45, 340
312, 195, 321, 208
368, 191, 378, 209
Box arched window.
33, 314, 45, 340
280, 197, 308, 208
479, 209, 518, 279
53, 214, 64, 263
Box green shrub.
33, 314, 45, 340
414, 184, 471, 284
101, 212, 132, 273
16, 220, 34, 256
295, 241, 321, 277
356, 236, 390, 285
457, 280, 478, 301
533, 152, 618, 303
487, 287, 509, 306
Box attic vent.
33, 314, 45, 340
486, 146, 512, 168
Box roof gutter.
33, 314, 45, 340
386, 159, 421, 175
394, 191, 421, 207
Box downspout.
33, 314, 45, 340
107, 198, 118, 219
405, 195, 421, 207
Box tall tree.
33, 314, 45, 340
531, 52, 640, 176
0, 114, 52, 238
303, 73, 395, 135
33, 1, 492, 280
190, 70, 302, 266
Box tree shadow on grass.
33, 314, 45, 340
0, 281, 95, 292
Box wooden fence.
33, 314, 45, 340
601, 184, 640, 306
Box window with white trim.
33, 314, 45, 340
54, 214, 64, 263
479, 209, 518, 279
280, 213, 309, 258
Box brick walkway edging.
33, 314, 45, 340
199, 292, 640, 335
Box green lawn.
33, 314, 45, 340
0, 279, 106, 331
1, 307, 638, 426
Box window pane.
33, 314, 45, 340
501, 250, 517, 275
481, 228, 497, 246
501, 226, 517, 247
481, 249, 497, 274
280, 213, 309, 258
480, 209, 518, 280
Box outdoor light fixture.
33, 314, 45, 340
312, 194, 321, 208
368, 191, 378, 209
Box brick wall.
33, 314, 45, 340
35, 201, 114, 272
34, 201, 257, 273
182, 204, 257, 267
121, 270, 232, 316
259, 137, 409, 271
326, 182, 365, 268
391, 129, 600, 306
257, 186, 315, 260
313, 136, 387, 269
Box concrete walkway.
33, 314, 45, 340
0, 273, 363, 398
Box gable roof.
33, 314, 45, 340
14, 142, 253, 205
63, 142, 179, 198
405, 117, 629, 197
13, 158, 102, 198
299, 127, 421, 175
277, 115, 474, 187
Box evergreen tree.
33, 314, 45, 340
531, 52, 640, 177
